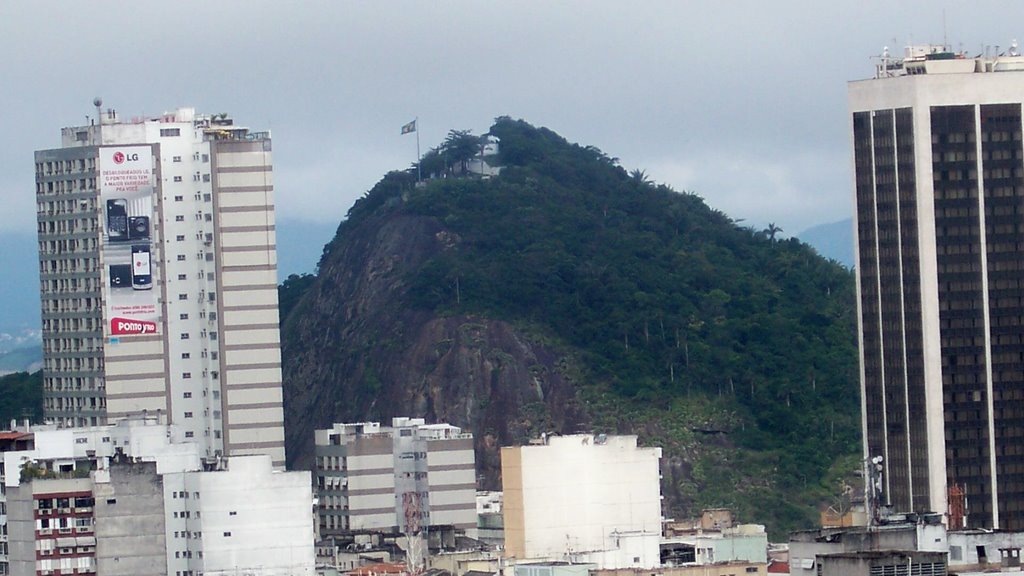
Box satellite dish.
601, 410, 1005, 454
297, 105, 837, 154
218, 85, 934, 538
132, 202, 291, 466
93, 97, 103, 108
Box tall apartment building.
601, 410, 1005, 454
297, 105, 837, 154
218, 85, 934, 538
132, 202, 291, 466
35, 105, 284, 467
314, 418, 477, 539
501, 434, 662, 569
850, 43, 1024, 529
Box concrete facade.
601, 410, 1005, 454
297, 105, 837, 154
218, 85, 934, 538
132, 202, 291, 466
4, 421, 313, 576
663, 524, 768, 566
36, 106, 285, 468
93, 462, 166, 576
315, 418, 476, 538
789, 521, 947, 576
947, 530, 1024, 567
0, 429, 34, 575
501, 434, 662, 569
594, 564, 767, 576
816, 551, 947, 576
7, 477, 95, 576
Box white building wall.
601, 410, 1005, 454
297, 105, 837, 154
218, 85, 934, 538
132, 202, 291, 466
503, 435, 662, 569
193, 455, 314, 576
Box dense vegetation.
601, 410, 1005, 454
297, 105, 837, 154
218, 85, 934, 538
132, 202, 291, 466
278, 273, 316, 325
0, 370, 43, 425
312, 118, 861, 537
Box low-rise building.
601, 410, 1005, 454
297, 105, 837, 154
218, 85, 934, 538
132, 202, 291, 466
662, 524, 767, 566
789, 516, 946, 576
315, 418, 477, 540
816, 551, 946, 576
502, 434, 662, 569
4, 418, 315, 576
594, 564, 767, 576
947, 530, 1024, 569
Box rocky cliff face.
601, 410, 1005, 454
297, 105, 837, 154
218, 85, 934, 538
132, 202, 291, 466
279, 119, 860, 538
281, 210, 587, 486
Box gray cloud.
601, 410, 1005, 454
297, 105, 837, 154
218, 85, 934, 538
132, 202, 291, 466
2, 1, 1021, 237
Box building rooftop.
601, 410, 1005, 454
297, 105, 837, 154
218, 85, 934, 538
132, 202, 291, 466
871, 41, 1024, 79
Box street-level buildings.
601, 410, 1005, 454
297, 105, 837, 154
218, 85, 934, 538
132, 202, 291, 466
36, 105, 284, 467
3, 418, 314, 576
851, 42, 1024, 529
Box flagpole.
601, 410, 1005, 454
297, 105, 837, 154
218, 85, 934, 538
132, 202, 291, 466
415, 116, 421, 183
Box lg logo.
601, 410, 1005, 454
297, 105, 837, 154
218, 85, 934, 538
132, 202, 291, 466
112, 151, 139, 164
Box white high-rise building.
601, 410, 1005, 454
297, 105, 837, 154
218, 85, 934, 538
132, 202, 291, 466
850, 42, 1024, 529
35, 104, 285, 467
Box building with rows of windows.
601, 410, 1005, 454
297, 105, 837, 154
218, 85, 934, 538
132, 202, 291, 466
851, 42, 1024, 529
35, 105, 284, 468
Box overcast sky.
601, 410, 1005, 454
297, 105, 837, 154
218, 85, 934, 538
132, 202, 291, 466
2, 2, 1022, 237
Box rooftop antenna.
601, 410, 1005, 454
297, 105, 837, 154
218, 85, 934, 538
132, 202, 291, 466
942, 8, 947, 51
92, 97, 102, 143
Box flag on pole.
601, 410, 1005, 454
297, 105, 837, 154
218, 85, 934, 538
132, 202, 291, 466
401, 119, 417, 135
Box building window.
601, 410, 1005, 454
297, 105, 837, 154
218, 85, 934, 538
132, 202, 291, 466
176, 235, 185, 241
180, 333, 190, 340
184, 412, 193, 418
172, 156, 182, 162
180, 314, 189, 320
160, 128, 181, 137
184, 431, 194, 438
223, 532, 231, 537
173, 176, 183, 183
178, 274, 187, 280
184, 392, 192, 398
182, 372, 191, 379
177, 254, 186, 261
174, 195, 183, 202
175, 215, 185, 222
178, 294, 188, 301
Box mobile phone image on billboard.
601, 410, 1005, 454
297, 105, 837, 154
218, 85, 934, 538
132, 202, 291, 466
129, 215, 151, 240
132, 244, 152, 290
106, 199, 129, 242
109, 264, 132, 288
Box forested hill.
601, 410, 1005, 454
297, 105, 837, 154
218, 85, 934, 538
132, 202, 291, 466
280, 117, 860, 538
